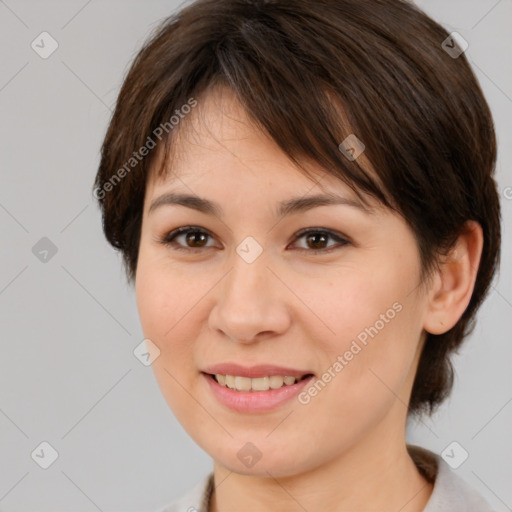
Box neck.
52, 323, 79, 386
209, 419, 433, 512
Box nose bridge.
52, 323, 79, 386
225, 236, 271, 306
210, 237, 290, 342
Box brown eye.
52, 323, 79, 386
306, 232, 329, 250
161, 226, 215, 251
291, 228, 349, 253
183, 230, 208, 248
160, 226, 349, 254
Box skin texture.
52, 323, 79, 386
135, 86, 483, 512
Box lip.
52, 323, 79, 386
201, 372, 315, 413
202, 363, 314, 378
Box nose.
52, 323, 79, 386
208, 249, 291, 344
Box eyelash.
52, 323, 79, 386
159, 226, 350, 254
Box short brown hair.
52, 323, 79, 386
93, 0, 501, 416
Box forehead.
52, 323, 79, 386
150, 86, 303, 180
145, 85, 379, 210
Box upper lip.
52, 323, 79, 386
202, 363, 315, 379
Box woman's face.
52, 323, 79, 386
135, 87, 431, 477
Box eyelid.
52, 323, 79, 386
159, 226, 351, 253
291, 227, 350, 253
160, 226, 217, 250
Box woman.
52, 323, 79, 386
94, 0, 501, 510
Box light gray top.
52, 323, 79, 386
156, 445, 495, 512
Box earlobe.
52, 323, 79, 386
423, 221, 484, 335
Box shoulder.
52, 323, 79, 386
408, 444, 496, 512
154, 472, 213, 512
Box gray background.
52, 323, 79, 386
0, 0, 510, 511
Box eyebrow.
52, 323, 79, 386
148, 191, 372, 218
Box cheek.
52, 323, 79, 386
301, 257, 423, 420
303, 257, 415, 353
135, 250, 201, 340
136, 263, 208, 433
135, 256, 202, 392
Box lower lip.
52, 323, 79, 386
202, 372, 314, 413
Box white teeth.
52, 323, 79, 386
234, 376, 252, 391
225, 375, 235, 389
269, 375, 284, 389
214, 374, 303, 392
251, 376, 270, 391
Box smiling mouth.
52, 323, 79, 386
207, 373, 314, 392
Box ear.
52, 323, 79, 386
423, 221, 484, 335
